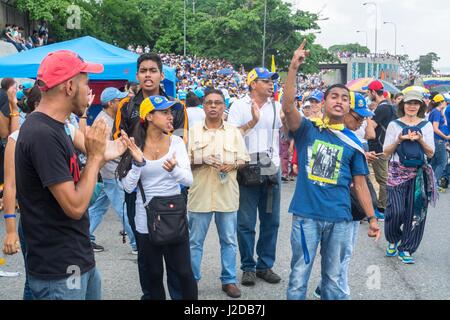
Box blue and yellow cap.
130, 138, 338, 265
350, 92, 374, 117
246, 67, 279, 86
140, 95, 180, 120
306, 90, 324, 102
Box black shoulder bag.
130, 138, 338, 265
137, 181, 188, 245
237, 101, 278, 186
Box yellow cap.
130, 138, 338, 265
433, 94, 445, 103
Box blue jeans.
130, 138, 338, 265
89, 178, 136, 250
287, 216, 353, 300
18, 219, 33, 300
338, 221, 359, 296
431, 139, 448, 181
28, 267, 101, 300
237, 170, 281, 272
188, 211, 238, 284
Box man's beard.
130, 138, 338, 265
71, 86, 85, 117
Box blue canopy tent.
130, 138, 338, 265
0, 36, 177, 97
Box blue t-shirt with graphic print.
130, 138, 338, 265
289, 118, 369, 222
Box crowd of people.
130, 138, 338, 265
1, 22, 48, 52
1, 40, 450, 302
335, 51, 402, 61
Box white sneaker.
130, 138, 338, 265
131, 249, 138, 255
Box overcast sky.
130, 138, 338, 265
290, 0, 450, 72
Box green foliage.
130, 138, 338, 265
14, 0, 337, 73
329, 43, 370, 54
418, 52, 440, 75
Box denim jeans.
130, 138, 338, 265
431, 139, 448, 182
287, 216, 353, 300
338, 221, 359, 296
18, 219, 33, 300
237, 170, 281, 272
28, 267, 101, 300
188, 211, 238, 284
89, 178, 136, 250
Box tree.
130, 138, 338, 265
328, 43, 370, 54
418, 52, 440, 75
14, 0, 336, 73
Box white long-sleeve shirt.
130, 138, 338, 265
122, 135, 193, 234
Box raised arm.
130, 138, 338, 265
282, 39, 309, 132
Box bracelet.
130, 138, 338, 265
9, 112, 19, 118
132, 158, 146, 167
4, 214, 17, 219
369, 216, 377, 222
80, 116, 88, 119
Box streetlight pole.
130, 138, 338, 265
262, 0, 267, 67
356, 30, 368, 48
363, 2, 377, 54
183, 0, 187, 56
383, 21, 397, 56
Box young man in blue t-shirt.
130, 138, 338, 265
282, 40, 380, 300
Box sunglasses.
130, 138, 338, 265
349, 111, 365, 123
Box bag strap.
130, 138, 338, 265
417, 120, 428, 129
137, 180, 147, 204
394, 119, 407, 129
269, 101, 277, 157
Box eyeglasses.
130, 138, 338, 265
349, 112, 365, 123
204, 100, 225, 106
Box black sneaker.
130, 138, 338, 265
256, 269, 281, 284
241, 271, 256, 286
91, 241, 104, 252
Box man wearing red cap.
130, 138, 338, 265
15, 50, 127, 300
364, 80, 397, 216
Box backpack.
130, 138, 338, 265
394, 120, 428, 167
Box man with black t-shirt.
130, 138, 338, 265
15, 50, 127, 300
364, 80, 397, 215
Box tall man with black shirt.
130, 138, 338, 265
114, 52, 186, 300
15, 50, 127, 300
364, 80, 397, 214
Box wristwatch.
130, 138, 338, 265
369, 216, 378, 222
132, 158, 146, 167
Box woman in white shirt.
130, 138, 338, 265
382, 91, 435, 265
121, 95, 197, 300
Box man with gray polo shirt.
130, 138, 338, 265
227, 67, 283, 286
88, 87, 137, 254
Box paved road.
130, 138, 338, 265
1, 180, 450, 300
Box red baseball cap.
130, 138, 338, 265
362, 80, 384, 92
37, 50, 104, 91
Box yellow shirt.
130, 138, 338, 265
187, 121, 250, 213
